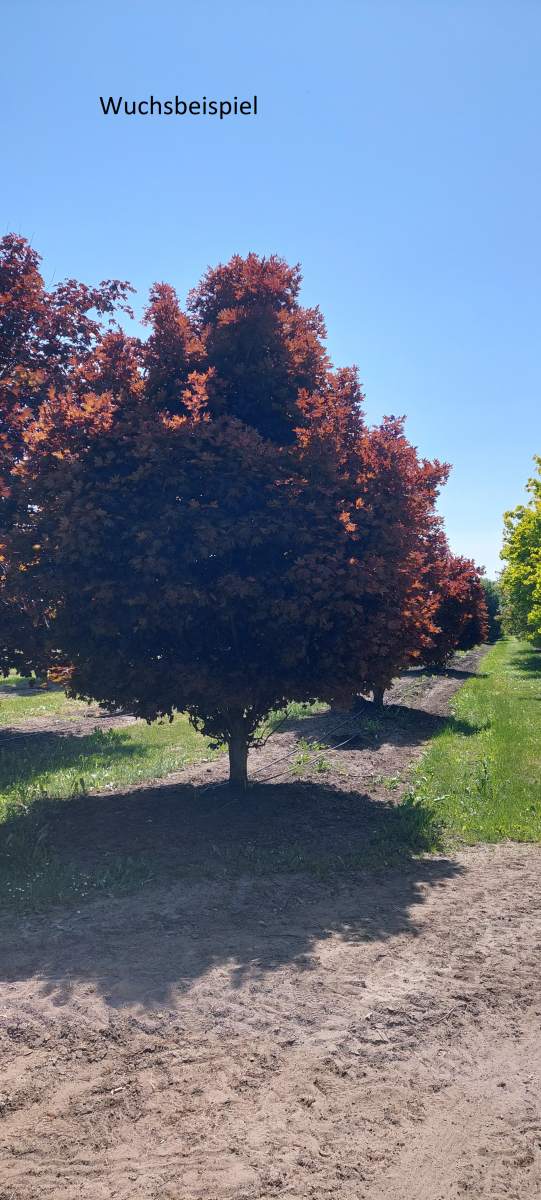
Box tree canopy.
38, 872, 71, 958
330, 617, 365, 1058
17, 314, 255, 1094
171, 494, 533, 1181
1, 237, 488, 786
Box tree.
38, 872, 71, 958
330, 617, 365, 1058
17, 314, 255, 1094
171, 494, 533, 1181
419, 546, 488, 670
298, 408, 450, 707
0, 234, 133, 673
500, 457, 541, 644
481, 578, 501, 643
1, 244, 463, 787
2, 252, 358, 786
0, 234, 132, 481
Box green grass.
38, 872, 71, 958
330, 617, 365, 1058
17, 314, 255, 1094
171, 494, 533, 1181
291, 738, 332, 775
0, 674, 218, 807
0, 716, 216, 809
405, 638, 541, 843
0, 676, 220, 907
0, 680, 332, 909
0, 674, 90, 722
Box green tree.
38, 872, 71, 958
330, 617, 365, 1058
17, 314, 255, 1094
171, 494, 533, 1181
500, 457, 541, 643
481, 578, 501, 643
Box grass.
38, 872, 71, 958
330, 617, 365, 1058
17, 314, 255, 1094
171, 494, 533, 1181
0, 675, 219, 908
0, 674, 220, 807
0, 680, 332, 909
0, 718, 217, 808
0, 674, 89, 722
406, 638, 541, 843
1, 643, 539, 911
262, 699, 328, 734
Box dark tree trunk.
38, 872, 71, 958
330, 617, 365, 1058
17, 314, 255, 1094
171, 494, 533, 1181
228, 733, 249, 790
372, 685, 385, 709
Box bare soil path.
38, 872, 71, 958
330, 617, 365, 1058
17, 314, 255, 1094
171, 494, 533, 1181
0, 650, 540, 1198
0, 846, 539, 1199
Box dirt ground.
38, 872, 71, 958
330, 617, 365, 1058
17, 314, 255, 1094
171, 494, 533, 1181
0, 652, 540, 1198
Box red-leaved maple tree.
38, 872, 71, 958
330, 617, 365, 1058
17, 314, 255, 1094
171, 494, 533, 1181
419, 541, 488, 670
1, 240, 486, 786
0, 235, 133, 675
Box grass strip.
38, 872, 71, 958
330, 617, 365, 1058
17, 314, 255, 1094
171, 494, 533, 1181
404, 638, 541, 843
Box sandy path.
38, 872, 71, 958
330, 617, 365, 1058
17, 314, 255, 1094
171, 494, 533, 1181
0, 843, 539, 1199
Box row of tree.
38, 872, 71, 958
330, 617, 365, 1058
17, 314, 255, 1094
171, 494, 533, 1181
500, 458, 541, 644
0, 236, 488, 786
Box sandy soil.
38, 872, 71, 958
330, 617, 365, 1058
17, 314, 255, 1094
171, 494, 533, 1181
0, 650, 540, 1198
0, 846, 540, 1199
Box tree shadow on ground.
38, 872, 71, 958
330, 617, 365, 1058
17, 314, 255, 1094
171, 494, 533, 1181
1, 648, 485, 1009
509, 646, 541, 676
0, 775, 462, 1010
282, 702, 484, 754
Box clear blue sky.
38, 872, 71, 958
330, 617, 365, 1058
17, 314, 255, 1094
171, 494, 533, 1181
2, 0, 540, 575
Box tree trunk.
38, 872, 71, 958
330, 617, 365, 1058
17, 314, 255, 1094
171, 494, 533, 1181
228, 733, 249, 790
372, 685, 385, 709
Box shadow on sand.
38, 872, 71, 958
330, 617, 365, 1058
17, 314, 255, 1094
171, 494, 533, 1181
0, 772, 463, 1010
0, 651, 488, 1009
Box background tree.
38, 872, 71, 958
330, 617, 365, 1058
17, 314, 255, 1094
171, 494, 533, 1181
500, 457, 541, 644
298, 404, 451, 708
0, 235, 133, 673
481, 578, 502, 643
0, 234, 132, 481
419, 545, 488, 670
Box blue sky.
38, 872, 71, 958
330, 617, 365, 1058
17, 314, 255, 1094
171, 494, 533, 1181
2, 0, 540, 575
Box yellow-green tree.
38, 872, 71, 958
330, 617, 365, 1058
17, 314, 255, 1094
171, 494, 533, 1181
500, 456, 541, 643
